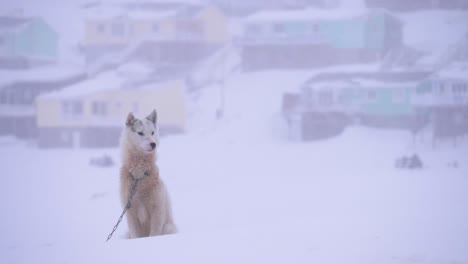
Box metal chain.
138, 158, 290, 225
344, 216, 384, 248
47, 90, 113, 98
106, 171, 150, 242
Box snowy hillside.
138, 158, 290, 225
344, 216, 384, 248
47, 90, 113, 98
398, 10, 468, 66
1, 1, 468, 263
2, 68, 468, 263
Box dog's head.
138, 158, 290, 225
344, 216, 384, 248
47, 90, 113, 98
124, 109, 159, 154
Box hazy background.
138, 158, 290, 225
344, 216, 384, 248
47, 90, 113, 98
0, 0, 467, 263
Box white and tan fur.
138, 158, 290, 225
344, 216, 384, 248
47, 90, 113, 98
120, 110, 177, 239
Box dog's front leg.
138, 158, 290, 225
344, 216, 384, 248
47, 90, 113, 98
148, 205, 165, 236
126, 208, 146, 238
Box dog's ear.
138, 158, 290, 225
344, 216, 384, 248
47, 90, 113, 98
126, 112, 136, 127
146, 109, 157, 125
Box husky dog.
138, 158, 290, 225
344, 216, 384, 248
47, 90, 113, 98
120, 109, 177, 238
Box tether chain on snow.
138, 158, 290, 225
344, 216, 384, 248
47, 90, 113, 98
106, 171, 150, 242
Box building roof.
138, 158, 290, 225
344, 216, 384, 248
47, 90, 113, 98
0, 65, 85, 88
0, 15, 33, 33
304, 70, 431, 86
244, 8, 370, 23
0, 16, 29, 27
311, 80, 357, 90
85, 1, 206, 20
39, 71, 124, 100
39, 63, 182, 100
310, 78, 421, 91
433, 66, 468, 80
119, 0, 203, 9
85, 7, 177, 20
353, 78, 421, 88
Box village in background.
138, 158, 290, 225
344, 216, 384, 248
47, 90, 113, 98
0, 0, 467, 148
2, 1, 468, 263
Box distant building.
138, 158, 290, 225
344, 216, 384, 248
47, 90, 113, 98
84, 3, 229, 66
36, 65, 187, 148
0, 66, 86, 138
365, 0, 468, 11
207, 0, 319, 16
240, 9, 403, 71
286, 67, 467, 141
412, 64, 468, 140
0, 16, 59, 69
300, 71, 432, 128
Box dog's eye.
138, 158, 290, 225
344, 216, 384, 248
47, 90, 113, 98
138, 132, 144, 136
152, 131, 154, 135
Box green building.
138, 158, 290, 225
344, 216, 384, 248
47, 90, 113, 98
0, 16, 58, 67
241, 9, 403, 70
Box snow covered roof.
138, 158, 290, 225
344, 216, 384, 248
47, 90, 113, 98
116, 62, 154, 77
0, 16, 34, 34
39, 71, 124, 100
244, 8, 370, 23
112, 0, 203, 6
0, 65, 85, 88
338, 0, 366, 9
39, 63, 180, 100
310, 78, 420, 91
353, 78, 421, 88
432, 65, 468, 80
128, 10, 178, 20
0, 15, 30, 27
85, 6, 178, 20
312, 80, 357, 90
85, 0, 206, 20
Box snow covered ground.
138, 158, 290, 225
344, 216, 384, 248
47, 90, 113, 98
398, 10, 468, 66
1, 68, 468, 264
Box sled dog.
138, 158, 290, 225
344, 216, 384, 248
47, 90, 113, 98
120, 109, 177, 238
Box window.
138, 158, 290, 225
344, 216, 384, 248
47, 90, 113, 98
152, 23, 159, 33
0, 91, 7, 104
63, 101, 83, 118
368, 90, 377, 101
286, 23, 307, 35
111, 23, 125, 36
453, 83, 467, 94
318, 90, 333, 106
338, 90, 351, 104
438, 82, 445, 94
312, 23, 319, 32
97, 24, 106, 34
10, 93, 19, 105
177, 21, 202, 34
417, 85, 431, 94
393, 89, 406, 103
61, 131, 69, 142
455, 112, 464, 125
246, 24, 262, 36
273, 23, 285, 34
453, 83, 460, 93
368, 22, 378, 33
22, 90, 31, 105
92, 101, 107, 116
92, 102, 98, 115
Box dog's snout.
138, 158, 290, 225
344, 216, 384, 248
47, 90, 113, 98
150, 142, 156, 149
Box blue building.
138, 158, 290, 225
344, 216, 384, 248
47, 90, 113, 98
0, 16, 58, 68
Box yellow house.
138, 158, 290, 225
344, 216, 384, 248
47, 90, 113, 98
36, 69, 187, 148
84, 4, 229, 62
